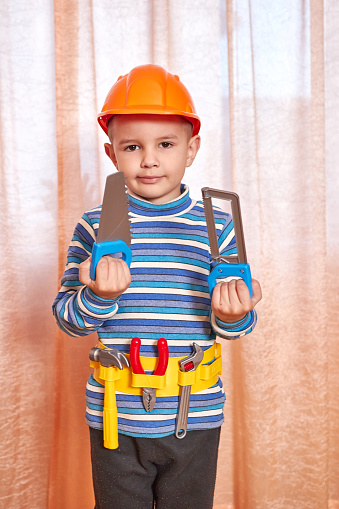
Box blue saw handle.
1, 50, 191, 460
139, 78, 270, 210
208, 263, 253, 298
90, 240, 132, 280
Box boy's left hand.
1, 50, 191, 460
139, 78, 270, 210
211, 278, 262, 323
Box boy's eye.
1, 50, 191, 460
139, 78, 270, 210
125, 145, 139, 151
159, 142, 172, 148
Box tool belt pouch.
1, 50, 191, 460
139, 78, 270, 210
97, 364, 123, 382
201, 342, 223, 380
131, 372, 167, 390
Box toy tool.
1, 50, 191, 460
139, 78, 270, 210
176, 343, 204, 439
89, 347, 129, 449
130, 338, 169, 412
90, 172, 132, 280
201, 187, 253, 298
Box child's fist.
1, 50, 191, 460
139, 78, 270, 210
211, 278, 262, 323
79, 256, 131, 300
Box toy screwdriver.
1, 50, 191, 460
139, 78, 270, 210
202, 187, 253, 297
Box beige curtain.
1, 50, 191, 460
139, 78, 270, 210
0, 1, 338, 508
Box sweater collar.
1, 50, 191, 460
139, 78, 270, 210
128, 184, 194, 217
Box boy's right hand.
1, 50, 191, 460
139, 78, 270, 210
79, 256, 131, 300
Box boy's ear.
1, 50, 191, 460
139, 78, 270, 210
104, 143, 118, 168
186, 135, 201, 167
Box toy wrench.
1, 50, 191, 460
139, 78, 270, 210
130, 337, 169, 412
176, 343, 204, 439
202, 187, 253, 298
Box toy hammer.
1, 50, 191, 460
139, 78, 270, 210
89, 347, 129, 449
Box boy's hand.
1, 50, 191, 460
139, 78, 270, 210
211, 278, 262, 323
79, 256, 131, 300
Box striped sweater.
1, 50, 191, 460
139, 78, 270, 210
53, 185, 256, 437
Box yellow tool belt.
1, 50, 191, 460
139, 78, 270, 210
91, 342, 222, 397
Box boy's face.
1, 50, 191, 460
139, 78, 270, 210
104, 114, 200, 204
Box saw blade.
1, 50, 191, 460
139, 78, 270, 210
97, 172, 132, 245
201, 187, 247, 265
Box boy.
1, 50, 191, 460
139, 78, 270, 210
53, 64, 262, 509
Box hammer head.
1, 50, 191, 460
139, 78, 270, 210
179, 343, 204, 372
89, 347, 130, 370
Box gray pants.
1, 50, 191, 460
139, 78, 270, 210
90, 427, 221, 509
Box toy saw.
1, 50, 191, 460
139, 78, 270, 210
90, 172, 132, 280
201, 187, 253, 298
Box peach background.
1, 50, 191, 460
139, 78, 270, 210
0, 1, 338, 508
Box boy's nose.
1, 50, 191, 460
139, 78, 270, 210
140, 149, 159, 168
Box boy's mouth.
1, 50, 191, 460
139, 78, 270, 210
137, 176, 163, 184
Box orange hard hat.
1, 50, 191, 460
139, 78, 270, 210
98, 64, 200, 136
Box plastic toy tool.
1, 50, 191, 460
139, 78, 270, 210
130, 337, 169, 412
201, 187, 253, 298
90, 172, 132, 280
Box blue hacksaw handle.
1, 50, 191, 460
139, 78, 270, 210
90, 240, 132, 280
208, 263, 253, 298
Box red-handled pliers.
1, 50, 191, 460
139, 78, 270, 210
130, 337, 169, 412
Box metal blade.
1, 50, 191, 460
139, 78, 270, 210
201, 187, 247, 264
143, 388, 156, 412
97, 172, 132, 245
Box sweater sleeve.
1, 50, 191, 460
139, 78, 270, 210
210, 214, 257, 340
52, 211, 119, 337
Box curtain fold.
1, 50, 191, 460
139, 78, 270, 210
0, 1, 338, 508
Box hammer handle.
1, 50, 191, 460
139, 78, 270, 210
103, 379, 119, 449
